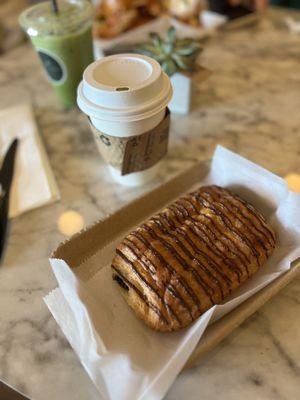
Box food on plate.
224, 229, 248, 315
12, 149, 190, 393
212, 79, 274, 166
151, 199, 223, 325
166, 0, 203, 26
93, 0, 205, 38
93, 0, 164, 38
111, 185, 276, 332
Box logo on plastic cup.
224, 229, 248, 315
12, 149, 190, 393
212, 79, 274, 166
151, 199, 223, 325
37, 49, 67, 85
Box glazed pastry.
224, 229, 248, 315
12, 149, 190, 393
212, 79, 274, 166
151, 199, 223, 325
93, 9, 138, 39
111, 185, 276, 332
93, 0, 164, 38
166, 0, 202, 20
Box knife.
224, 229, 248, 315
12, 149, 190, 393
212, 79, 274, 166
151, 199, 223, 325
0, 138, 19, 262
0, 380, 30, 400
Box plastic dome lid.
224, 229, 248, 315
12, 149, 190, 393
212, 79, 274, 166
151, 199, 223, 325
77, 54, 173, 122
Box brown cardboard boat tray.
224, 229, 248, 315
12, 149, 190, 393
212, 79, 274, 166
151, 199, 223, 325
52, 161, 300, 371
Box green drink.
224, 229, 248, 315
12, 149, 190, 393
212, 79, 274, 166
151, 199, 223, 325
20, 0, 94, 107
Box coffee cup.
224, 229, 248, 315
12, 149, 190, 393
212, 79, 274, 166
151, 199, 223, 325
77, 54, 173, 186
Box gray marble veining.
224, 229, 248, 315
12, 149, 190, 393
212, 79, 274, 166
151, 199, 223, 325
0, 7, 299, 400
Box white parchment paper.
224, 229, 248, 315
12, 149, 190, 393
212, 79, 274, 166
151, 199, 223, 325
45, 146, 300, 400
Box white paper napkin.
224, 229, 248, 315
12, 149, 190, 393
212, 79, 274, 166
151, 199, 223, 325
0, 104, 60, 218
286, 17, 300, 34
45, 146, 300, 400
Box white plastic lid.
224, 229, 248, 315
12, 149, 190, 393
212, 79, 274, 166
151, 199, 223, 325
77, 54, 172, 122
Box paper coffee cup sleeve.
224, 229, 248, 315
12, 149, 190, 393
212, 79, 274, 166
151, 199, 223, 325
90, 109, 170, 175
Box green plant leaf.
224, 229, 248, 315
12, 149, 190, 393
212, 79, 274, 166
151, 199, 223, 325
172, 53, 195, 71
175, 38, 197, 48
161, 59, 177, 76
135, 43, 163, 57
149, 32, 162, 48
167, 26, 176, 44
175, 43, 202, 56
135, 28, 203, 75
153, 54, 168, 63
162, 41, 173, 55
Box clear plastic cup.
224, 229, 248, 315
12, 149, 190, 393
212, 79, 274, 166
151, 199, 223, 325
77, 54, 173, 186
19, 0, 94, 108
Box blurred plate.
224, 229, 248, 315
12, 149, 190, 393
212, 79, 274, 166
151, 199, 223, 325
93, 12, 228, 59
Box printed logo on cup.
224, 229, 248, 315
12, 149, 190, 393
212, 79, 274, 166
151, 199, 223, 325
37, 49, 67, 85
99, 135, 112, 147
90, 109, 170, 176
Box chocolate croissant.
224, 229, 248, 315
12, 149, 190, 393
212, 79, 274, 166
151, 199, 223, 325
111, 185, 276, 332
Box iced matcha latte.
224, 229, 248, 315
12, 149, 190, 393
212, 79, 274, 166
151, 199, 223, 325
20, 0, 93, 107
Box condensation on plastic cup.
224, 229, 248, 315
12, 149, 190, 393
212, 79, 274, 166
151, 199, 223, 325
77, 54, 172, 185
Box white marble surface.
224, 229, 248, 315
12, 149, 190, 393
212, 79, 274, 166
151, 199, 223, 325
0, 7, 300, 400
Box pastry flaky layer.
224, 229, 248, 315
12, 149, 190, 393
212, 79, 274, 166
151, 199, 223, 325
111, 185, 276, 332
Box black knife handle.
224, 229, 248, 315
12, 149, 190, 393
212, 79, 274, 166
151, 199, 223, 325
0, 381, 30, 400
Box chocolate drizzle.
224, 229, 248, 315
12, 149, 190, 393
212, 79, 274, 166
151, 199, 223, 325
152, 215, 231, 298
123, 239, 157, 276
192, 193, 261, 261
113, 274, 129, 291
157, 213, 233, 288
111, 185, 276, 332
112, 265, 169, 325
212, 186, 276, 246
117, 244, 181, 326
178, 198, 251, 277
150, 217, 224, 300
200, 188, 271, 257
142, 223, 214, 304
130, 231, 195, 321
168, 203, 244, 282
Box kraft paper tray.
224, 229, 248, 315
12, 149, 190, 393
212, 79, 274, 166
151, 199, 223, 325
52, 161, 300, 371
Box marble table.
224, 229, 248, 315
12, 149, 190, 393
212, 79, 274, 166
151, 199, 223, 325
0, 6, 299, 400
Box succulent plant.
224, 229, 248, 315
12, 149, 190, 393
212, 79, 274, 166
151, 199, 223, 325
135, 26, 202, 76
